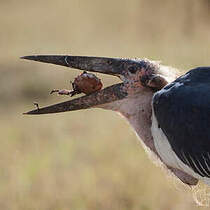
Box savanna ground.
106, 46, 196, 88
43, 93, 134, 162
1, 0, 210, 209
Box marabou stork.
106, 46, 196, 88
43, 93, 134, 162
22, 55, 210, 187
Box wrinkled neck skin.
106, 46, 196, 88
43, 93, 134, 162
100, 90, 157, 155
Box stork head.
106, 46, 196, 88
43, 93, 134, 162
22, 55, 176, 117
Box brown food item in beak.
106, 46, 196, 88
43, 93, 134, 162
50, 71, 103, 97
72, 71, 103, 95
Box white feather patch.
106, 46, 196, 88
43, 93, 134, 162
151, 110, 210, 185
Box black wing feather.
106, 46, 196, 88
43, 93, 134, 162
153, 67, 210, 178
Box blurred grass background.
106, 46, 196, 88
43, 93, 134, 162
1, 0, 210, 209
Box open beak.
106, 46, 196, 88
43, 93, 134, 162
21, 55, 138, 115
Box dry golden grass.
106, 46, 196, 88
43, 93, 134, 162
1, 0, 210, 209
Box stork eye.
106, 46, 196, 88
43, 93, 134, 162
128, 66, 137, 73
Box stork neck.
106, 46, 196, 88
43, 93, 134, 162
120, 99, 158, 155
101, 92, 158, 155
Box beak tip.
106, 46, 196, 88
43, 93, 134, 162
20, 56, 36, 61
20, 55, 69, 67
23, 109, 40, 115
23, 112, 31, 115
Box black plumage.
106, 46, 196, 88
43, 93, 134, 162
153, 67, 210, 178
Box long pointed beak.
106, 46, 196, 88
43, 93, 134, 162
22, 55, 141, 115
24, 83, 127, 115
21, 55, 135, 76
